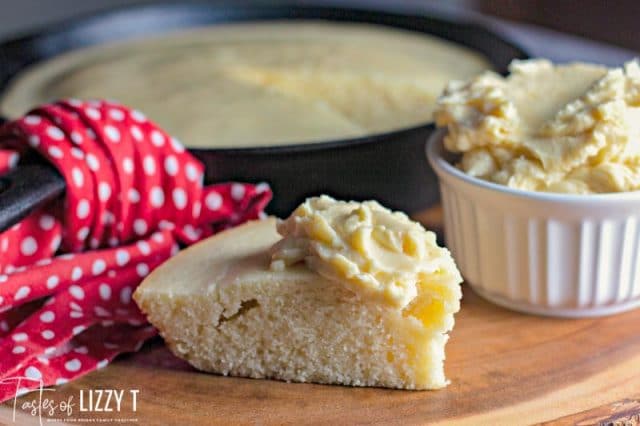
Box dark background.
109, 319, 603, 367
0, 0, 638, 52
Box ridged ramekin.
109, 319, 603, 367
426, 130, 640, 317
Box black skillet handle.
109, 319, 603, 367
0, 116, 66, 232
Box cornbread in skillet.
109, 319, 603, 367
435, 59, 640, 194
134, 197, 462, 389
1, 22, 490, 147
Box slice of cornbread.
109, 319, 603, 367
134, 199, 462, 390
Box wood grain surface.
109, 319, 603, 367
2, 208, 640, 425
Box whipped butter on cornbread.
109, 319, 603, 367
270, 196, 458, 309
434, 59, 640, 194
134, 196, 462, 390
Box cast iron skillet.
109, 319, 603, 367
0, 3, 528, 228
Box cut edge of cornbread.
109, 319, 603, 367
134, 218, 462, 390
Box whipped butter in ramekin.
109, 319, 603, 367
427, 59, 640, 317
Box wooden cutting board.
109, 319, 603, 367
2, 208, 640, 425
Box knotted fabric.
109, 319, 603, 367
0, 100, 271, 402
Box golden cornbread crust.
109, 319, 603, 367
134, 218, 462, 390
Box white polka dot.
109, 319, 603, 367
51, 235, 62, 251
123, 157, 134, 174
256, 182, 269, 193
97, 359, 109, 369
104, 125, 120, 143
206, 192, 223, 210
0, 321, 8, 332
16, 388, 30, 397
231, 184, 246, 201
12, 346, 25, 354
47, 126, 64, 141
182, 225, 201, 241
131, 110, 146, 122
8, 152, 18, 168
46, 275, 59, 289
69, 301, 82, 311
0, 274, 7, 282
70, 311, 83, 319
128, 188, 140, 203
71, 267, 83, 281
133, 219, 147, 236
86, 154, 99, 171
56, 378, 69, 385
64, 359, 82, 372
25, 367, 42, 381
120, 287, 132, 304
102, 211, 115, 226
136, 263, 149, 277
76, 199, 90, 219
158, 220, 174, 231
40, 311, 55, 323
20, 237, 38, 256
94, 306, 110, 317
185, 163, 199, 182
71, 131, 83, 144
85, 108, 101, 120
76, 227, 89, 241
48, 146, 63, 159
109, 109, 125, 121
170, 137, 185, 153
70, 147, 84, 159
74, 346, 88, 354
192, 201, 201, 218
69, 285, 85, 300
13, 332, 28, 342
99, 284, 111, 301
68, 98, 82, 107
130, 126, 143, 142
172, 188, 187, 209
72, 326, 86, 336
98, 182, 111, 202
115, 249, 130, 266
143, 156, 156, 175
150, 187, 165, 207
152, 233, 164, 243
92, 259, 106, 276
41, 330, 55, 340
71, 167, 84, 187
164, 156, 179, 176
137, 241, 151, 255
151, 130, 165, 147
37, 215, 55, 232
28, 135, 40, 147
24, 115, 41, 125
86, 128, 96, 140
15, 286, 31, 300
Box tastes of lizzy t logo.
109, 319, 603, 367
1, 376, 140, 425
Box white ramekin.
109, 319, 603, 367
426, 130, 640, 317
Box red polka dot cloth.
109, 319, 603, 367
0, 100, 271, 402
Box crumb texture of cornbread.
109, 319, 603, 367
134, 218, 462, 390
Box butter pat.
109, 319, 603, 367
434, 59, 640, 194
271, 196, 457, 309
